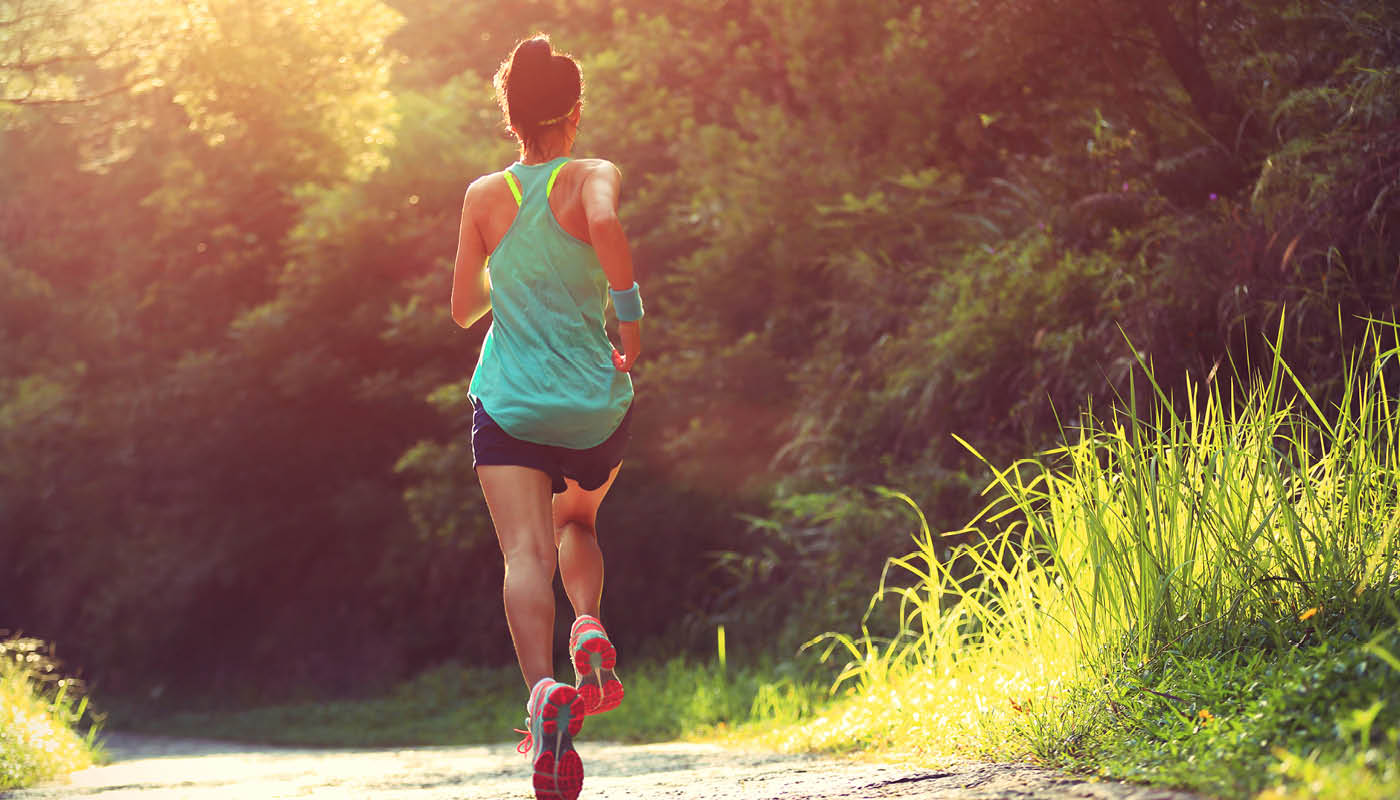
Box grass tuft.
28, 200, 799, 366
0, 637, 101, 790
762, 318, 1400, 798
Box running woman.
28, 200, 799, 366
449, 34, 641, 800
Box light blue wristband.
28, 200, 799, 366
609, 281, 645, 322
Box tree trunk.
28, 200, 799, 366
1135, 0, 1250, 150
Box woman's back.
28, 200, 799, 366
472, 158, 611, 252
467, 157, 633, 449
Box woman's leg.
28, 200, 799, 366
478, 464, 557, 688
555, 465, 624, 715
552, 463, 621, 618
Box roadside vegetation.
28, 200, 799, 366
0, 638, 101, 790
751, 325, 1400, 799
108, 648, 821, 748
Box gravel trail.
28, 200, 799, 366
1, 732, 1208, 799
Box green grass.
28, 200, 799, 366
751, 318, 1400, 798
0, 638, 102, 790
1086, 621, 1400, 797
115, 647, 828, 748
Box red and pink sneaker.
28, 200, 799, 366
515, 679, 585, 800
569, 615, 624, 715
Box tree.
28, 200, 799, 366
0, 0, 164, 106
0, 0, 408, 689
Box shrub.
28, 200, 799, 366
0, 637, 100, 790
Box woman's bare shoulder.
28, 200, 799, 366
570, 158, 621, 179
466, 169, 512, 198
463, 170, 517, 217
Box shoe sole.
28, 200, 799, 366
572, 633, 624, 715
532, 683, 584, 800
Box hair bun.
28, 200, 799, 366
494, 34, 583, 149
513, 37, 553, 72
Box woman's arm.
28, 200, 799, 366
580, 162, 642, 372
450, 179, 492, 329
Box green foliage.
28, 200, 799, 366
114, 654, 826, 748
0, 637, 101, 790
771, 328, 1399, 797
0, 0, 424, 692
981, 320, 1400, 667
1222, 0, 1400, 383
2, 0, 1397, 706
1084, 626, 1400, 798
0, 0, 167, 106
709, 488, 942, 660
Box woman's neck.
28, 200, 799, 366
521, 131, 573, 164
521, 144, 571, 164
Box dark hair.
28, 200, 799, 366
494, 35, 583, 152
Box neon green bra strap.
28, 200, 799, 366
503, 171, 522, 206
546, 161, 566, 198
504, 161, 566, 206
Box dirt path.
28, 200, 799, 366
2, 732, 1206, 800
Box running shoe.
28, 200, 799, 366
570, 615, 623, 715
515, 679, 584, 800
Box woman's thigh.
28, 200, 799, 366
552, 462, 622, 537
478, 464, 556, 559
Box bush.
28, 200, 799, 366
0, 637, 100, 790
774, 321, 1400, 798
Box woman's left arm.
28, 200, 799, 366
581, 162, 642, 372
450, 180, 492, 328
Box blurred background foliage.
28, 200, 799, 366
1, 0, 1396, 701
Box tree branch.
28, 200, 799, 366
0, 3, 86, 30
1, 79, 136, 106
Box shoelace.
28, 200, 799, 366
518, 683, 546, 756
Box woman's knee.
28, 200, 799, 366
500, 534, 557, 570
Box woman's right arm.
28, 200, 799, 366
450, 179, 492, 329
581, 162, 642, 372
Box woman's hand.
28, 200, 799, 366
612, 320, 642, 372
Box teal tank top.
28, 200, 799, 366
468, 157, 634, 449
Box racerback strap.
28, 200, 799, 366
503, 161, 568, 208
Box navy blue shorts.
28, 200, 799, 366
471, 400, 632, 495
